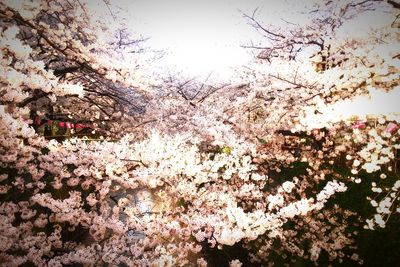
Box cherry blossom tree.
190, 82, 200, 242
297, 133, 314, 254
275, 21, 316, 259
0, 0, 399, 266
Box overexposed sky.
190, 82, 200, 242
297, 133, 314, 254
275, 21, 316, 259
90, 0, 307, 80
125, 0, 255, 78
88, 0, 392, 81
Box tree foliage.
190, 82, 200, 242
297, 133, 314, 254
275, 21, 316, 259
0, 0, 399, 266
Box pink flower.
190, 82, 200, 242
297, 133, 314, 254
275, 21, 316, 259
352, 120, 366, 129
385, 122, 398, 133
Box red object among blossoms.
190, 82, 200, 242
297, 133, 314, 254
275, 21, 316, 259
32, 117, 92, 130
58, 122, 75, 129
352, 120, 366, 129
34, 116, 41, 125
58, 121, 93, 129
385, 122, 398, 133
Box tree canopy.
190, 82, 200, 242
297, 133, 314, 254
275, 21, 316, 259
0, 0, 399, 266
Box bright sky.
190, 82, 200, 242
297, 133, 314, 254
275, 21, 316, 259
90, 0, 289, 81
89, 0, 392, 81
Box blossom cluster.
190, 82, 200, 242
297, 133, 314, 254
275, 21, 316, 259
0, 0, 399, 266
